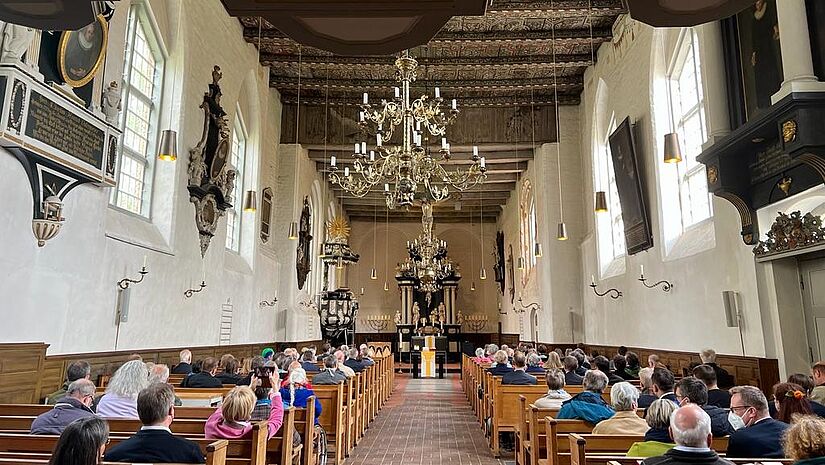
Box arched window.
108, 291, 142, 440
519, 180, 537, 283
112, 3, 164, 216
225, 114, 247, 251
667, 29, 712, 230
595, 117, 626, 273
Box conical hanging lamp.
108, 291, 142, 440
471, 281, 476, 292
595, 191, 608, 213
517, 257, 525, 270
243, 190, 257, 212
156, 0, 184, 161
370, 268, 377, 280
534, 242, 543, 258
552, 1, 567, 242
288, 45, 303, 240
661, 28, 683, 164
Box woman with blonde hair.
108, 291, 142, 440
96, 360, 149, 419
544, 351, 563, 370
626, 399, 678, 457
783, 415, 825, 464
205, 374, 284, 439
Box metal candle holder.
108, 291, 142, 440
465, 314, 488, 332
515, 297, 540, 314
259, 297, 278, 308
184, 281, 207, 298
362, 314, 391, 332
589, 282, 622, 299
639, 274, 673, 292
117, 266, 148, 290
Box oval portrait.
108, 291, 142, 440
58, 15, 109, 88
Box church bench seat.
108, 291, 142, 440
565, 433, 730, 465
488, 383, 549, 457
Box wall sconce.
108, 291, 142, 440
184, 281, 207, 298
259, 297, 278, 308
515, 297, 540, 314
589, 275, 622, 299
117, 256, 149, 290
638, 265, 673, 292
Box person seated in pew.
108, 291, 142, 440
487, 350, 514, 376
172, 349, 193, 375
104, 383, 204, 463
544, 351, 564, 370
652, 367, 679, 405
533, 369, 571, 409
502, 352, 537, 385
537, 344, 549, 361
572, 350, 588, 375
674, 377, 734, 437
612, 355, 629, 380
783, 373, 825, 418
301, 350, 320, 373
782, 415, 825, 465
97, 360, 150, 419
281, 368, 322, 425
526, 353, 545, 374
473, 348, 491, 363
727, 385, 789, 459
558, 370, 615, 424
262, 347, 275, 363
593, 382, 649, 435
692, 364, 731, 409
699, 349, 735, 390
335, 350, 356, 378
281, 361, 312, 389
641, 404, 730, 465
809, 362, 825, 408
49, 416, 110, 465
627, 399, 678, 457
314, 355, 347, 385
593, 355, 625, 385
563, 355, 583, 386
774, 382, 813, 424
622, 352, 642, 380
363, 347, 376, 366
217, 356, 244, 386
237, 356, 265, 386
638, 367, 658, 409
32, 379, 97, 434
648, 354, 662, 369
147, 363, 182, 407
46, 360, 92, 405
317, 342, 333, 362
181, 357, 223, 388
206, 379, 284, 440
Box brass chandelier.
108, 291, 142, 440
398, 202, 457, 292
329, 51, 487, 209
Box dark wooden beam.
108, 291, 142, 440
268, 75, 581, 91
279, 94, 581, 106
347, 212, 498, 223
262, 53, 593, 67
247, 26, 613, 43
315, 160, 530, 173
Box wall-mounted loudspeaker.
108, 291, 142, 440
116, 287, 131, 324
722, 290, 740, 328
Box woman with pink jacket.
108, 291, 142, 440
205, 373, 284, 440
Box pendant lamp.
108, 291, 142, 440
595, 191, 608, 213
242, 190, 257, 212
480, 267, 487, 280
471, 281, 476, 291
157, 130, 178, 161
288, 221, 298, 240
534, 242, 543, 258
383, 281, 389, 292
370, 268, 378, 280
517, 257, 525, 270
288, 46, 303, 240
557, 222, 568, 241
663, 132, 683, 163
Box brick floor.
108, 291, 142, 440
344, 374, 506, 465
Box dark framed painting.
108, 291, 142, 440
296, 197, 312, 290
608, 117, 653, 255
58, 14, 108, 88
735, 0, 783, 121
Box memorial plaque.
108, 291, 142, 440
749, 141, 792, 183
24, 90, 105, 170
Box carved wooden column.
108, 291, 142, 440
396, 277, 416, 325
442, 279, 459, 324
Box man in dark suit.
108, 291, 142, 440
502, 353, 537, 385
593, 355, 624, 385
675, 377, 734, 437
700, 349, 735, 389
642, 404, 729, 465
181, 357, 222, 388
171, 349, 193, 375
727, 385, 789, 459
343, 348, 367, 373
216, 357, 243, 385
314, 356, 346, 385
652, 367, 679, 405
693, 364, 731, 409
105, 383, 204, 463
637, 367, 657, 409
301, 351, 320, 373
563, 355, 584, 386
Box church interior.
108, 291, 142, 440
2, 0, 825, 464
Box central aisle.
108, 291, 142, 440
345, 374, 502, 465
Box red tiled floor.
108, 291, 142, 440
344, 374, 503, 465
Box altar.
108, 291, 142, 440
409, 336, 447, 379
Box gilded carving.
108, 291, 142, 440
753, 211, 825, 257
707, 165, 718, 185
782, 119, 797, 143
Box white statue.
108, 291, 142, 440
101, 81, 121, 125
0, 22, 35, 64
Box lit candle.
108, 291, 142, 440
451, 98, 457, 110
330, 156, 336, 167
591, 274, 596, 286
480, 157, 486, 169
434, 87, 440, 99
359, 111, 365, 122
394, 87, 400, 98
369, 150, 375, 162
416, 120, 421, 132
354, 142, 360, 154
640, 265, 645, 277
344, 167, 350, 177
363, 92, 369, 104
473, 145, 479, 157
142, 254, 147, 269
361, 142, 367, 154
441, 138, 448, 150
384, 183, 390, 192
377, 134, 382, 147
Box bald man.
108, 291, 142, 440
641, 404, 731, 465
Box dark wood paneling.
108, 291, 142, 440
0, 343, 48, 404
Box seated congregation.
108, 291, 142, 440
466, 343, 825, 465
0, 343, 392, 465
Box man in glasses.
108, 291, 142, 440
31, 379, 96, 434
727, 385, 789, 458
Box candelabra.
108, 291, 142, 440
515, 297, 541, 314
117, 265, 148, 291
184, 281, 207, 298
329, 51, 486, 209
589, 276, 622, 300
361, 314, 392, 332
464, 314, 488, 332
638, 266, 673, 292
397, 201, 457, 292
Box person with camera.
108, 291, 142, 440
205, 370, 284, 440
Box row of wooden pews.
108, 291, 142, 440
462, 355, 791, 465
0, 352, 395, 465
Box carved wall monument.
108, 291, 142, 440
187, 65, 236, 257
296, 197, 313, 290
753, 211, 825, 258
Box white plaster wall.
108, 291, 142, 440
349, 220, 501, 334
0, 0, 329, 354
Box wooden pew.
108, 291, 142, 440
569, 434, 731, 465
312, 384, 346, 465
293, 398, 316, 465
488, 383, 548, 457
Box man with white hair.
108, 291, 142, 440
335, 350, 355, 378
699, 349, 734, 389
592, 382, 648, 434
171, 349, 193, 374
31, 379, 96, 434
642, 404, 730, 465
558, 370, 615, 424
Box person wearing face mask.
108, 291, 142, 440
674, 377, 734, 437
727, 385, 790, 459
31, 379, 97, 434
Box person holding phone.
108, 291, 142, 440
205, 372, 283, 440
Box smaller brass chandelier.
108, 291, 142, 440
397, 201, 457, 292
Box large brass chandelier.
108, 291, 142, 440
398, 202, 457, 292
329, 51, 487, 209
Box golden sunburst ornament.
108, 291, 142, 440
326, 216, 351, 244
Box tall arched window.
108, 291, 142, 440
595, 117, 625, 273
225, 114, 247, 251
519, 180, 537, 283
668, 29, 712, 230
112, 3, 164, 216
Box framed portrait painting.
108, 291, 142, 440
58, 14, 108, 88
735, 0, 783, 121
